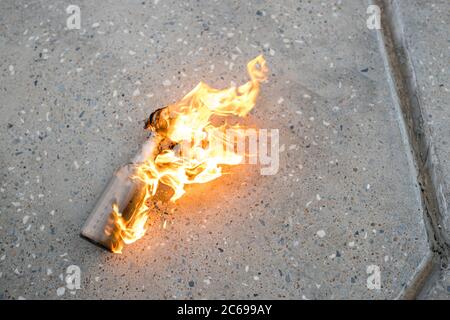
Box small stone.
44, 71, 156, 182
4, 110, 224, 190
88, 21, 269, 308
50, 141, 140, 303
56, 287, 65, 296
22, 215, 29, 224
316, 230, 326, 238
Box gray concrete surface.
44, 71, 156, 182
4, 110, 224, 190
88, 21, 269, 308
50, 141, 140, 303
394, 0, 450, 235
418, 260, 450, 299
389, 0, 450, 299
0, 0, 446, 299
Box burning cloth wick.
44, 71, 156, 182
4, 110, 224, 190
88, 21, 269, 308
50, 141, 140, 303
81, 55, 268, 253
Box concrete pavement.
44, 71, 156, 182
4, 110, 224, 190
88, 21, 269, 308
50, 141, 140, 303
386, 0, 450, 299
0, 0, 448, 299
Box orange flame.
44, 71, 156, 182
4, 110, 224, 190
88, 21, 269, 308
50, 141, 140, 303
108, 55, 268, 253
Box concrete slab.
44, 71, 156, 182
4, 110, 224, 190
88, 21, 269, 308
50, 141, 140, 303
388, 0, 450, 299
419, 262, 450, 299
390, 0, 450, 245
0, 0, 431, 299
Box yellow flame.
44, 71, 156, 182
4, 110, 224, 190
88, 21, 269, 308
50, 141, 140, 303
108, 55, 268, 253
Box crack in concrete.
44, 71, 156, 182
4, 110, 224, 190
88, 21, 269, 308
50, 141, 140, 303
370, 0, 450, 299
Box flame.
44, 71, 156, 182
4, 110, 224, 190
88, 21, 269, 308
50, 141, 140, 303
108, 55, 268, 253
